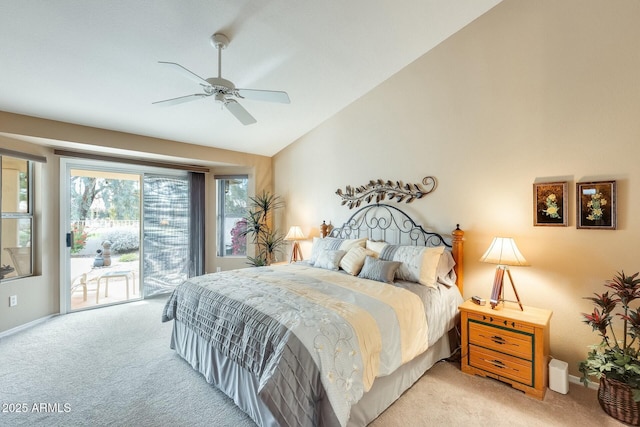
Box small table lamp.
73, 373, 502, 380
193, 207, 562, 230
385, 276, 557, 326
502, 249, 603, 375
479, 237, 529, 310
285, 226, 306, 263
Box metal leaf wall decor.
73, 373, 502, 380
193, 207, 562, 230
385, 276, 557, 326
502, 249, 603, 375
336, 176, 437, 209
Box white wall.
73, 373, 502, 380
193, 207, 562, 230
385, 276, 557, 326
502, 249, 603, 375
273, 0, 640, 376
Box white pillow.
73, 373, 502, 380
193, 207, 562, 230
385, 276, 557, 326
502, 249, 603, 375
418, 246, 446, 288
435, 250, 457, 287
378, 244, 447, 288
339, 246, 376, 276
309, 237, 340, 263
309, 237, 366, 263
313, 249, 346, 271
365, 240, 388, 256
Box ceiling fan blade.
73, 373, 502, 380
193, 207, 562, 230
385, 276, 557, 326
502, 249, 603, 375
153, 93, 209, 106
236, 88, 290, 104
158, 61, 210, 86
225, 99, 257, 125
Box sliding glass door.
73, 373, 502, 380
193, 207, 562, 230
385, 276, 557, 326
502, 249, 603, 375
142, 175, 189, 297
61, 159, 190, 312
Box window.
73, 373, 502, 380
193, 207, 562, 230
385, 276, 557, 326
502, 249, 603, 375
1, 155, 33, 280
216, 176, 248, 257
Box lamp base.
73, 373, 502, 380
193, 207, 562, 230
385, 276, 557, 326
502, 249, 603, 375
489, 266, 523, 311
290, 241, 303, 263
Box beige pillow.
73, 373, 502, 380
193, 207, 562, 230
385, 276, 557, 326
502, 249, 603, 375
365, 240, 388, 256
339, 238, 367, 251
340, 246, 375, 276
418, 246, 446, 288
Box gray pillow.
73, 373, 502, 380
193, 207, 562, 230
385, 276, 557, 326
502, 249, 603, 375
358, 256, 401, 284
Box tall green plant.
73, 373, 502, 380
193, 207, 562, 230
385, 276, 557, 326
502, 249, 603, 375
241, 191, 285, 266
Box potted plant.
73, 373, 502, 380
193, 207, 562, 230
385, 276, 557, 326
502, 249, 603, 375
579, 271, 640, 425
241, 191, 285, 266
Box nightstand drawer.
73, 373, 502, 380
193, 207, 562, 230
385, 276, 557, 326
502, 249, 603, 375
469, 321, 533, 360
466, 311, 535, 334
469, 345, 533, 386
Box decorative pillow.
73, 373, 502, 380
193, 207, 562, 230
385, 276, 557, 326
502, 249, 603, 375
365, 240, 388, 256
339, 246, 376, 276
313, 249, 346, 271
378, 245, 425, 283
418, 246, 447, 288
379, 244, 446, 288
358, 256, 401, 284
309, 237, 343, 263
309, 237, 366, 264
435, 250, 457, 287
339, 237, 367, 252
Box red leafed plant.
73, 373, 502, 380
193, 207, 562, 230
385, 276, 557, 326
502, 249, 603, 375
579, 271, 640, 401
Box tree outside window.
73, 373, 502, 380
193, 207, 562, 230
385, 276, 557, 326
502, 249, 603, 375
217, 177, 248, 257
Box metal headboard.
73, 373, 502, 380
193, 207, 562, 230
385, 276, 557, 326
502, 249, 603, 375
328, 204, 451, 248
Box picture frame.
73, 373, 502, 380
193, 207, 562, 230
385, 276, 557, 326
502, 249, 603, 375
533, 181, 568, 226
576, 180, 616, 230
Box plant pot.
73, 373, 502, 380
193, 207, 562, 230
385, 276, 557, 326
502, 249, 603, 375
599, 376, 640, 425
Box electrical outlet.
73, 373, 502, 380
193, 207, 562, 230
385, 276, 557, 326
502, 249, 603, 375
9, 295, 17, 307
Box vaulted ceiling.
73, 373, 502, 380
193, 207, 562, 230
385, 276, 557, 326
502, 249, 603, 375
0, 0, 502, 157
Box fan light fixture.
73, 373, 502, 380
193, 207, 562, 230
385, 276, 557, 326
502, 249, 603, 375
479, 237, 529, 311
153, 32, 290, 125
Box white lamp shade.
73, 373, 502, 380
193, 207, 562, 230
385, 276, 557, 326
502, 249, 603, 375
479, 237, 529, 266
285, 226, 306, 241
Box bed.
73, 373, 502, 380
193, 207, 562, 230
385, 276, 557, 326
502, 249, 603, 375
162, 204, 464, 426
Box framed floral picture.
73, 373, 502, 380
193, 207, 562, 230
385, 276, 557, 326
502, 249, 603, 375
576, 180, 616, 230
533, 181, 568, 226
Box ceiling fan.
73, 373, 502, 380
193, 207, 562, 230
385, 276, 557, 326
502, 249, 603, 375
154, 33, 290, 125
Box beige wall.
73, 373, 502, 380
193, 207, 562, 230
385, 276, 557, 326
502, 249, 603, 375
274, 0, 640, 376
0, 112, 272, 332
0, 139, 59, 333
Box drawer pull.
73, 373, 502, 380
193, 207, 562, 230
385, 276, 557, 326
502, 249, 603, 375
488, 359, 506, 369
491, 335, 506, 344
478, 333, 513, 346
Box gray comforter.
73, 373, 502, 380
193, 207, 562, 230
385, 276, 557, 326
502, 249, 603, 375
162, 264, 430, 427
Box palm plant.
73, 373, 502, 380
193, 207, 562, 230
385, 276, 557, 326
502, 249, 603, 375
241, 191, 285, 266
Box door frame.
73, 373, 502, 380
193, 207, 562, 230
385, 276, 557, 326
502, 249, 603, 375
59, 157, 187, 314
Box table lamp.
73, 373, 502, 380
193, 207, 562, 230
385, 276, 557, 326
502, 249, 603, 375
285, 226, 305, 263
479, 237, 529, 310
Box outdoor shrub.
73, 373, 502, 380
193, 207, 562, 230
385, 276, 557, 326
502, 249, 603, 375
103, 228, 139, 253
71, 224, 88, 255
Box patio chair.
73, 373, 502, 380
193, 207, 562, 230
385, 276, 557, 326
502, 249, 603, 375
70, 272, 88, 301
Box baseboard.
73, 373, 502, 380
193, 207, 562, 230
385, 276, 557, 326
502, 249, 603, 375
0, 314, 58, 339
569, 373, 598, 390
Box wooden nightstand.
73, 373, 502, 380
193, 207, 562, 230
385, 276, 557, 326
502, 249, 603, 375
459, 299, 552, 400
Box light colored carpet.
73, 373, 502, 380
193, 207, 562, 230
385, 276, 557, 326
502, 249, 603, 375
0, 296, 625, 426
